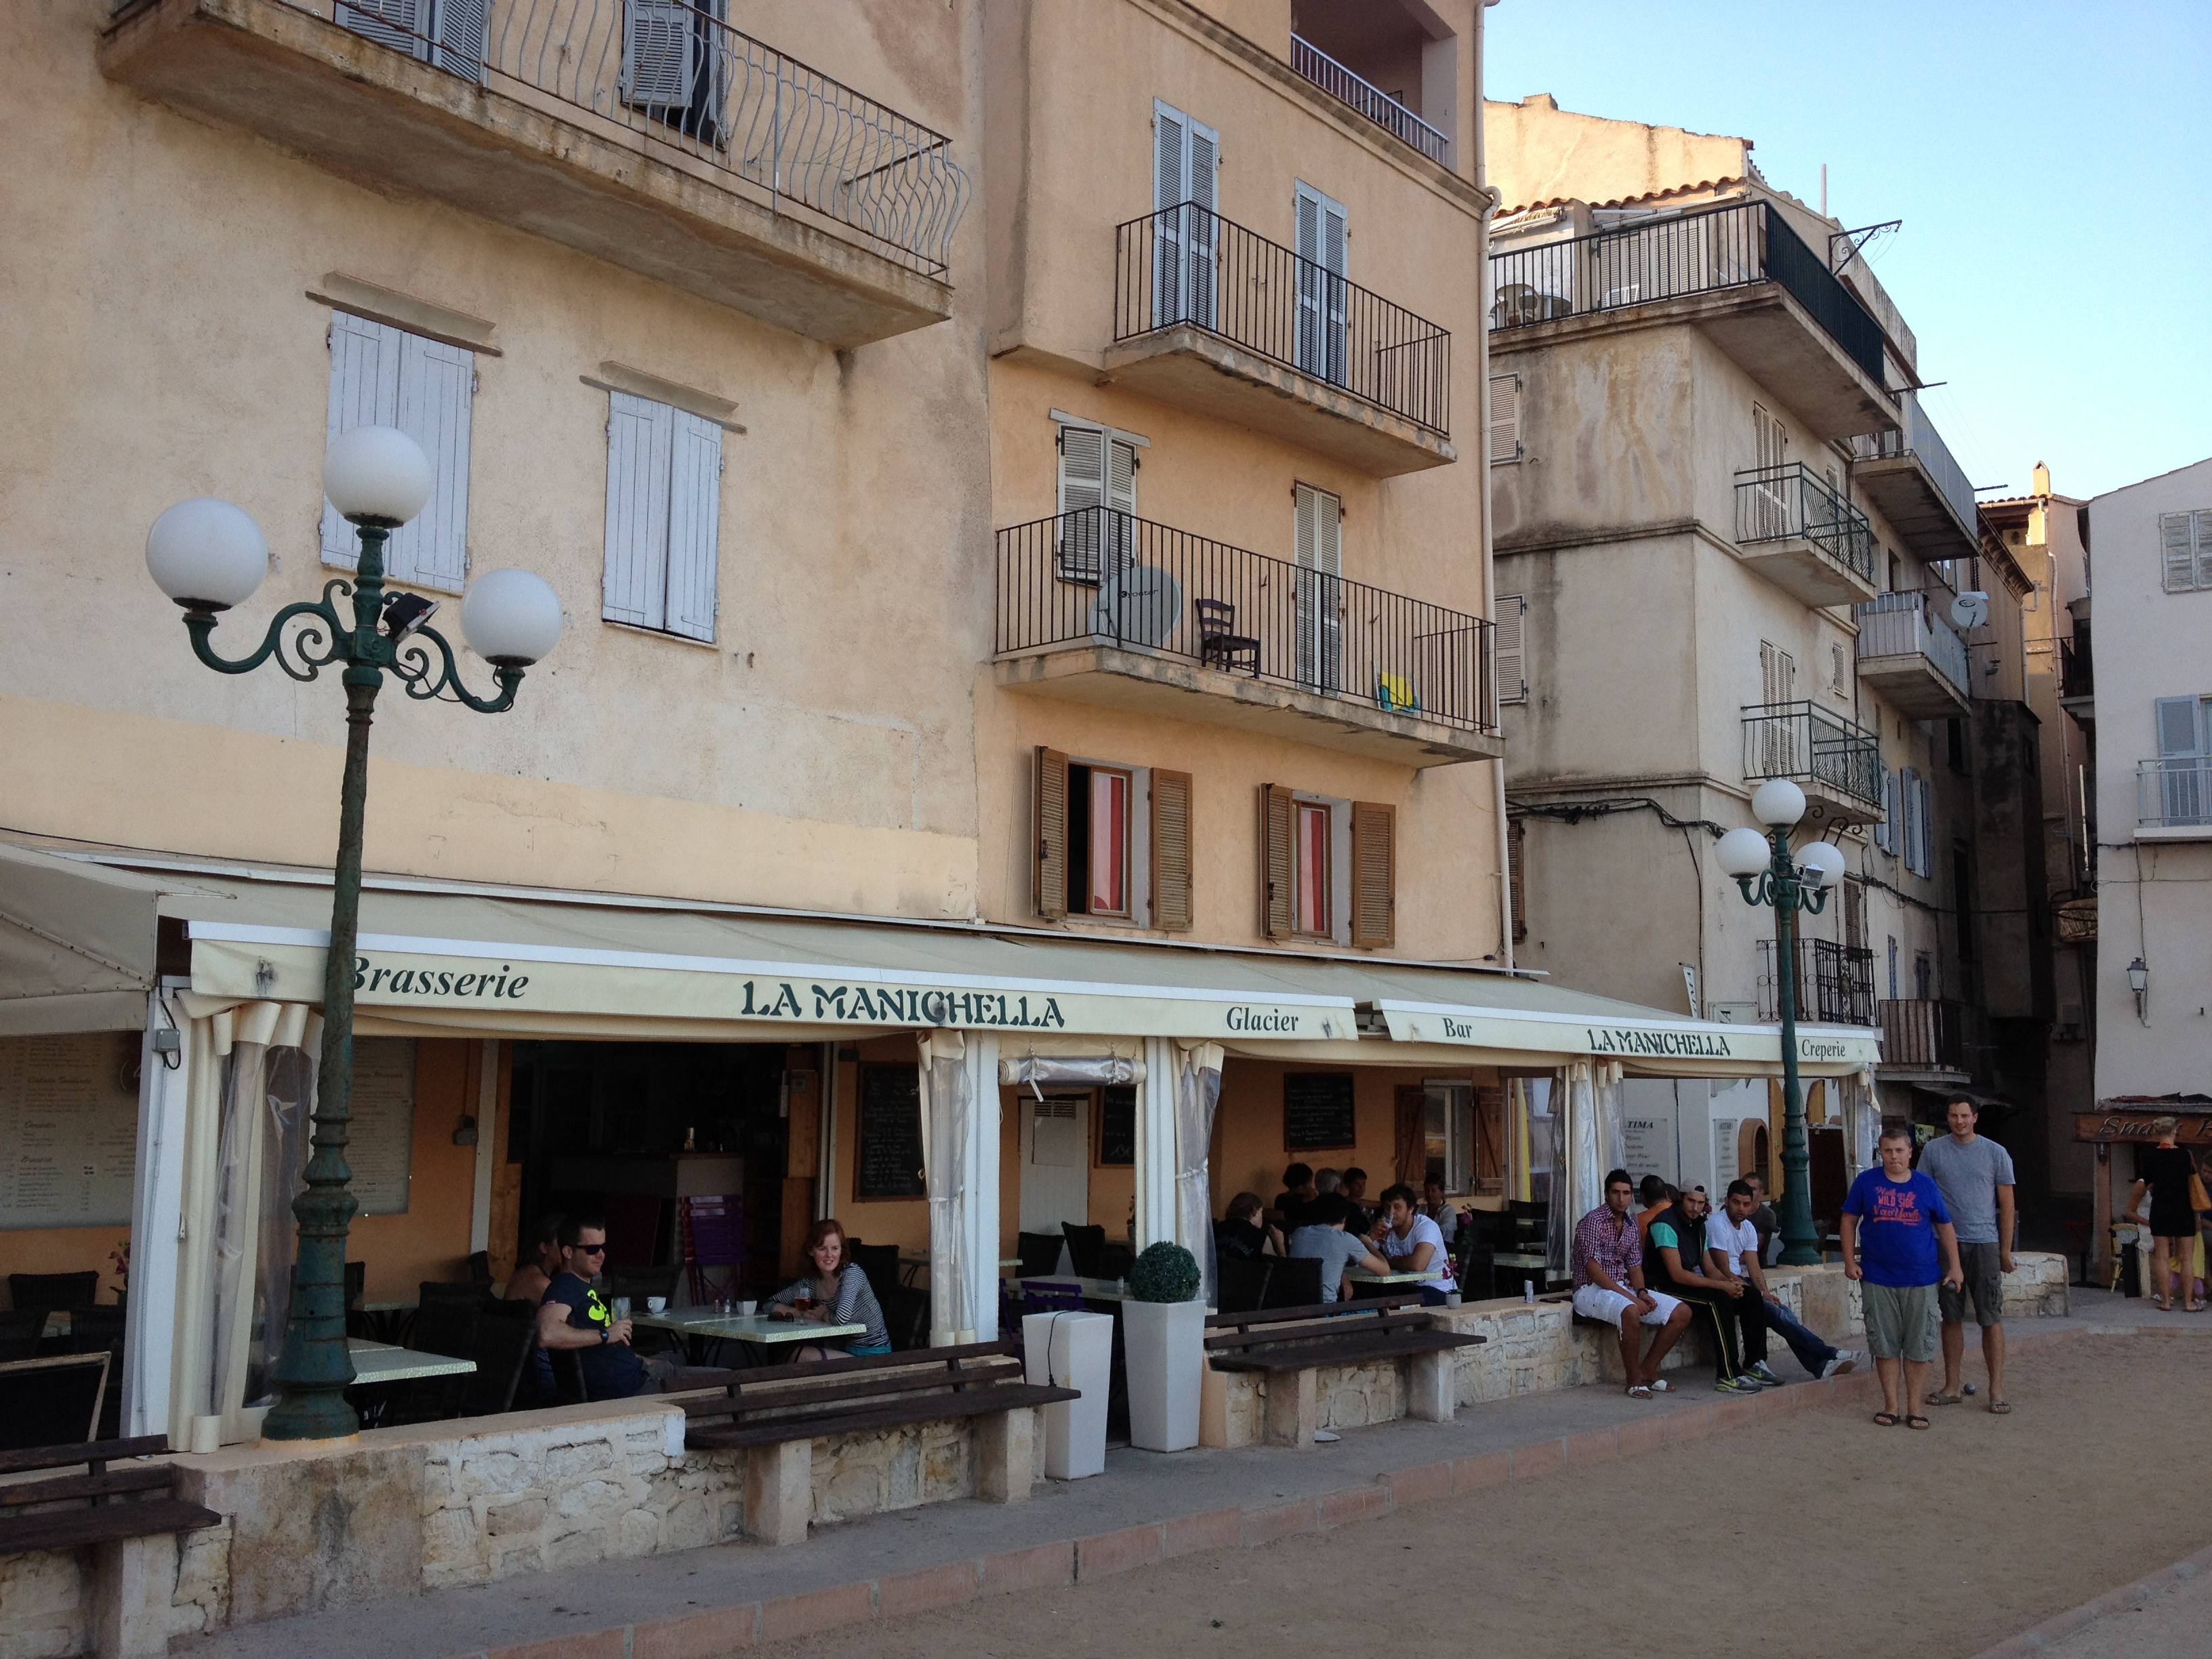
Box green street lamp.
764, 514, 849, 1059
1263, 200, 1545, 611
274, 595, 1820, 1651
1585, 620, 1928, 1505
1714, 779, 1847, 1269
145, 427, 563, 1440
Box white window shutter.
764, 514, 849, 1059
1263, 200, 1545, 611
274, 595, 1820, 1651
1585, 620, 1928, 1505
2197, 511, 2212, 591
337, 0, 426, 58
1495, 593, 1527, 704
1488, 373, 1521, 464
393, 333, 474, 593
1294, 483, 1342, 691
1105, 436, 1137, 516
1184, 117, 1220, 327
1057, 424, 1105, 516
1152, 101, 1187, 211
322, 312, 399, 570
665, 409, 722, 642
2160, 512, 2196, 592
1876, 767, 1898, 853
433, 0, 489, 79
603, 392, 672, 628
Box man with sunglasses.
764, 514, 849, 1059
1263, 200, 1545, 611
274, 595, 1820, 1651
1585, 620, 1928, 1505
535, 1216, 649, 1400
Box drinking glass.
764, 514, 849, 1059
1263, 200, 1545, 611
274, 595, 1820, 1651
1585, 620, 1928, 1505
612, 1296, 631, 1322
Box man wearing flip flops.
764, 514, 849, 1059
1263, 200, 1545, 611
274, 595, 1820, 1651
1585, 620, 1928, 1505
1917, 1096, 2018, 1415
1841, 1124, 1965, 1430
1572, 1168, 1694, 1400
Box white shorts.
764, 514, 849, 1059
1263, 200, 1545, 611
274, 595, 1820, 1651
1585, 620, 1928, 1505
1573, 1284, 1683, 1327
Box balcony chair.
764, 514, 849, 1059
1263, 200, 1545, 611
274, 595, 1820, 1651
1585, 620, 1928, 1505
1195, 598, 1261, 677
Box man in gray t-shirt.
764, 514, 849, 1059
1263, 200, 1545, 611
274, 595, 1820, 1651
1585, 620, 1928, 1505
1286, 1194, 1389, 1303
1915, 1099, 2017, 1412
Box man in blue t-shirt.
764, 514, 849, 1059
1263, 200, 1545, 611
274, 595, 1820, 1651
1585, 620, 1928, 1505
1841, 1124, 1964, 1430
534, 1216, 649, 1401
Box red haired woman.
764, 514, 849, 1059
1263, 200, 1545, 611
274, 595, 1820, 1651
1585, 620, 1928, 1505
767, 1218, 893, 1357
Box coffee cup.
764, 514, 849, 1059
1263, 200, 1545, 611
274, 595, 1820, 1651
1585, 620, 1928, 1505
646, 1296, 667, 1314
738, 1300, 757, 1317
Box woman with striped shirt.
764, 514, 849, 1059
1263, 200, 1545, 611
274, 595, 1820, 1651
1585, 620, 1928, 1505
766, 1218, 892, 1359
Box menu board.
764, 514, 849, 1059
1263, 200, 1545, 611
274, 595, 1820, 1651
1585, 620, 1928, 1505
855, 1063, 926, 1200
1097, 1086, 1136, 1167
1284, 1072, 1357, 1151
347, 1038, 416, 1216
0, 1033, 140, 1231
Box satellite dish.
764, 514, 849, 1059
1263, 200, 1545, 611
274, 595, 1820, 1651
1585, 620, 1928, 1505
1093, 565, 1184, 648
1949, 591, 1989, 630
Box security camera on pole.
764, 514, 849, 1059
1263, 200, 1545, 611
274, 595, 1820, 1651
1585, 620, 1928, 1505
146, 427, 564, 1440
1714, 779, 1847, 1268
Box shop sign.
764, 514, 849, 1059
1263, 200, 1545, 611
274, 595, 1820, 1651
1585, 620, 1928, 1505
2074, 1111, 2212, 1145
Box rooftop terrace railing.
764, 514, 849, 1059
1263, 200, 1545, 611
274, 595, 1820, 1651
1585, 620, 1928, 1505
1735, 463, 1879, 586
1289, 35, 1449, 164
1116, 203, 1451, 433
321, 0, 969, 275
1489, 200, 1889, 386
996, 508, 1496, 735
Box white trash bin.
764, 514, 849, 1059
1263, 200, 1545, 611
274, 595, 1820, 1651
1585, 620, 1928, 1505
1023, 1309, 1112, 1479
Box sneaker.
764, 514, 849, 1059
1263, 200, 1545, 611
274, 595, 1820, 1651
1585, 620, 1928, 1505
1715, 1376, 1763, 1395
1822, 1351, 1860, 1380
1749, 1361, 1785, 1387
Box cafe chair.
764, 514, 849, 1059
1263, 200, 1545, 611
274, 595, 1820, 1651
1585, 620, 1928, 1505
847, 1243, 901, 1305
1260, 1257, 1322, 1309
459, 1310, 537, 1418
7, 1271, 100, 1314
546, 1347, 589, 1408
0, 1353, 109, 1451
1097, 1242, 1135, 1281
680, 1194, 745, 1307
411, 1283, 483, 1361
0, 1309, 44, 1363
878, 1285, 929, 1353
464, 1251, 494, 1288
1015, 1231, 1065, 1279
1061, 1223, 1107, 1279
1214, 1256, 1272, 1315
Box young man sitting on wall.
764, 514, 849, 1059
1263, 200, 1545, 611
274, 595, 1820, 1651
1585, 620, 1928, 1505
1571, 1169, 1692, 1400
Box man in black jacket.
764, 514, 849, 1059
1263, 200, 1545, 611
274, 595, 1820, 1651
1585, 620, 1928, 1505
1644, 1187, 1762, 1395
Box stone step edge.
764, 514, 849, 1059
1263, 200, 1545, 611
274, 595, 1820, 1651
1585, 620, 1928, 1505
454, 1325, 2114, 1659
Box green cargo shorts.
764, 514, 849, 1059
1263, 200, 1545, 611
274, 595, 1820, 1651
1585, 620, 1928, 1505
1862, 1279, 1939, 1362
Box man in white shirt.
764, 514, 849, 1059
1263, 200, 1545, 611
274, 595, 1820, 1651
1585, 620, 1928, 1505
1707, 1179, 1860, 1382
1376, 1183, 1458, 1307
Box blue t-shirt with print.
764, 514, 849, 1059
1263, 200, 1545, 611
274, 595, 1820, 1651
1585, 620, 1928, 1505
1841, 1168, 1952, 1288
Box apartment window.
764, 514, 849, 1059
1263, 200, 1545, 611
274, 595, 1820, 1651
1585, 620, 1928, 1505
1746, 403, 1788, 537
2154, 696, 2212, 824
1898, 767, 1933, 878
2158, 510, 2212, 592
602, 392, 721, 642
1830, 642, 1849, 697
1496, 594, 1529, 705
1913, 950, 1933, 1002
322, 311, 473, 592
1946, 717, 1967, 774
1843, 878, 1867, 951
1294, 800, 1330, 936
1152, 100, 1219, 330
1293, 182, 1349, 383
1033, 749, 1190, 929
1886, 936, 1899, 1001
1873, 769, 1897, 854
1054, 415, 1142, 582
1488, 374, 1523, 464
1261, 785, 1395, 947
1294, 483, 1344, 691
1072, 764, 1131, 917
337, 0, 489, 82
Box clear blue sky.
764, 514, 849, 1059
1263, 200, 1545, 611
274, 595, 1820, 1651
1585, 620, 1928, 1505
1483, 0, 2212, 501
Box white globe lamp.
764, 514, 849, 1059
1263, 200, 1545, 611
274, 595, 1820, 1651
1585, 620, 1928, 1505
1714, 826, 1773, 880
460, 569, 565, 667
145, 497, 269, 611
324, 426, 434, 526
1750, 777, 1807, 828
1798, 840, 1847, 890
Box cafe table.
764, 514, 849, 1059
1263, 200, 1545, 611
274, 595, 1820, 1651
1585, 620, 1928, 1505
346, 1337, 475, 1385
633, 1309, 866, 1366
901, 1251, 1022, 1287
1346, 1268, 1443, 1286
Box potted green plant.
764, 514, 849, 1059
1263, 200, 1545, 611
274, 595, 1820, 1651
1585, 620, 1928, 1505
1120, 1241, 1203, 1452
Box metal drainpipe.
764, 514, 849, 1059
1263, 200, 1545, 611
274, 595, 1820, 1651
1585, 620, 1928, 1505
1475, 0, 1513, 970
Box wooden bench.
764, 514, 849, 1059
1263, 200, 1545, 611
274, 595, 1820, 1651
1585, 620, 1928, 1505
1204, 1296, 1486, 1447
678, 1338, 1078, 1544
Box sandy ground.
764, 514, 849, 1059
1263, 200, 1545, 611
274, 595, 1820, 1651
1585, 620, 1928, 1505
764, 1334, 2212, 1659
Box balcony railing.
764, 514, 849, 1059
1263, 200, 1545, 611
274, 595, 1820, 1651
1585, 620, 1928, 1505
2059, 634, 2093, 699
996, 508, 1496, 735
1851, 390, 1978, 537
1115, 205, 1451, 433
1742, 700, 1884, 807
2139, 758, 2212, 827
1855, 590, 1970, 696
323, 0, 969, 275
1878, 998, 1977, 1071
1735, 464, 1879, 586
1488, 201, 1889, 386
1758, 938, 1876, 1026
1290, 35, 1448, 164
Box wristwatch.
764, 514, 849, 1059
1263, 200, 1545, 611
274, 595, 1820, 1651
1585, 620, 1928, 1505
597, 1328, 609, 1344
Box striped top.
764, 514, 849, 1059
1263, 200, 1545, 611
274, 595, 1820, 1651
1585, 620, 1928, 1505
769, 1262, 890, 1351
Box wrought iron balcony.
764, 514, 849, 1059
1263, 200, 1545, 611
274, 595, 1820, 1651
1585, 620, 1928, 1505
994, 508, 1498, 766
2059, 635, 2093, 700
1850, 390, 1979, 559
1109, 204, 1452, 474
1741, 700, 1884, 825
2139, 758, 2212, 831
1854, 590, 1970, 717
1290, 34, 1448, 164
104, 0, 968, 344
1757, 938, 1876, 1026
1733, 464, 1880, 605
1877, 998, 1978, 1074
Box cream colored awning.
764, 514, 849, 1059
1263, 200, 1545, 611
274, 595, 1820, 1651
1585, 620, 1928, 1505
0, 842, 167, 1033
0, 842, 1879, 1074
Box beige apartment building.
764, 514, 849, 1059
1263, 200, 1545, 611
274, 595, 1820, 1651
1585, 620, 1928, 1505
1483, 96, 2047, 1217
0, 3, 1889, 1520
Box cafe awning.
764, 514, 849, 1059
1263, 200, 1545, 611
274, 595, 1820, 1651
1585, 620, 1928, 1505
0, 842, 1880, 1073
0, 841, 167, 1034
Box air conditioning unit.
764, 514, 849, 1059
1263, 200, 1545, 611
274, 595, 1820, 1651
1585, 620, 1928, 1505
1707, 1002, 1762, 1025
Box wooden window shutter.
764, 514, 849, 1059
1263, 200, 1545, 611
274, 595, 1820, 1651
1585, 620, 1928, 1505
1349, 801, 1395, 948
1488, 373, 1521, 464
1393, 1084, 1426, 1187
602, 391, 672, 628
1507, 816, 1528, 942
1034, 747, 1069, 920
1260, 783, 1294, 939
1495, 594, 1527, 705
2161, 512, 2197, 592
665, 408, 722, 642
1149, 769, 1194, 931
2198, 511, 2212, 590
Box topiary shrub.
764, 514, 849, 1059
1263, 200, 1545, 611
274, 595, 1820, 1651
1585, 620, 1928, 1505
1126, 1240, 1201, 1303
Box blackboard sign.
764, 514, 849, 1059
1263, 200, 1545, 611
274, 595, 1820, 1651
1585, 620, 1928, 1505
1284, 1072, 1357, 1151
855, 1064, 926, 1200
1097, 1086, 1136, 1167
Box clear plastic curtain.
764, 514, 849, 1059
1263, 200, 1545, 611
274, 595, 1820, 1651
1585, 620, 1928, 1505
250, 1047, 314, 1405
1548, 1060, 1623, 1282
916, 1031, 973, 1343
1545, 1065, 1577, 1280
1841, 1067, 1878, 1175
207, 1038, 270, 1423
1172, 1042, 1225, 1307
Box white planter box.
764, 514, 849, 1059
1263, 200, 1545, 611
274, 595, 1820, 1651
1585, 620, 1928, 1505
1023, 1309, 1112, 1478
1121, 1297, 1204, 1452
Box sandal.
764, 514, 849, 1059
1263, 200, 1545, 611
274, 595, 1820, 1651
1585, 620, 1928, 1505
1925, 1391, 1964, 1406
1626, 1383, 1653, 1399
1988, 1399, 2012, 1414
1906, 1414, 1931, 1430
1872, 1411, 1900, 1427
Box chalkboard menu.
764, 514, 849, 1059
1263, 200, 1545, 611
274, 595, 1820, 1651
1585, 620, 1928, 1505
1284, 1072, 1357, 1151
1097, 1086, 1136, 1167
855, 1064, 926, 1200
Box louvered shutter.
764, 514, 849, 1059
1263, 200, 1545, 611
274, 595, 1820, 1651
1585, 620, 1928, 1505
1898, 768, 1918, 872
1488, 373, 1521, 464
1035, 747, 1069, 920
1149, 769, 1193, 931
394, 333, 474, 592
1495, 594, 1527, 704
1294, 184, 1349, 382
433, 0, 489, 80
1153, 101, 1187, 325
665, 409, 722, 642
337, 0, 426, 58
1184, 117, 1220, 328
1875, 768, 1897, 853
2156, 697, 2208, 823
1055, 424, 1106, 581
1261, 783, 1294, 939
322, 311, 400, 570
1507, 817, 1528, 943
602, 392, 672, 628
1294, 483, 1342, 691
2161, 512, 2198, 592
2198, 512, 2212, 590
623, 0, 695, 110
1350, 801, 1395, 949
1915, 774, 1933, 876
